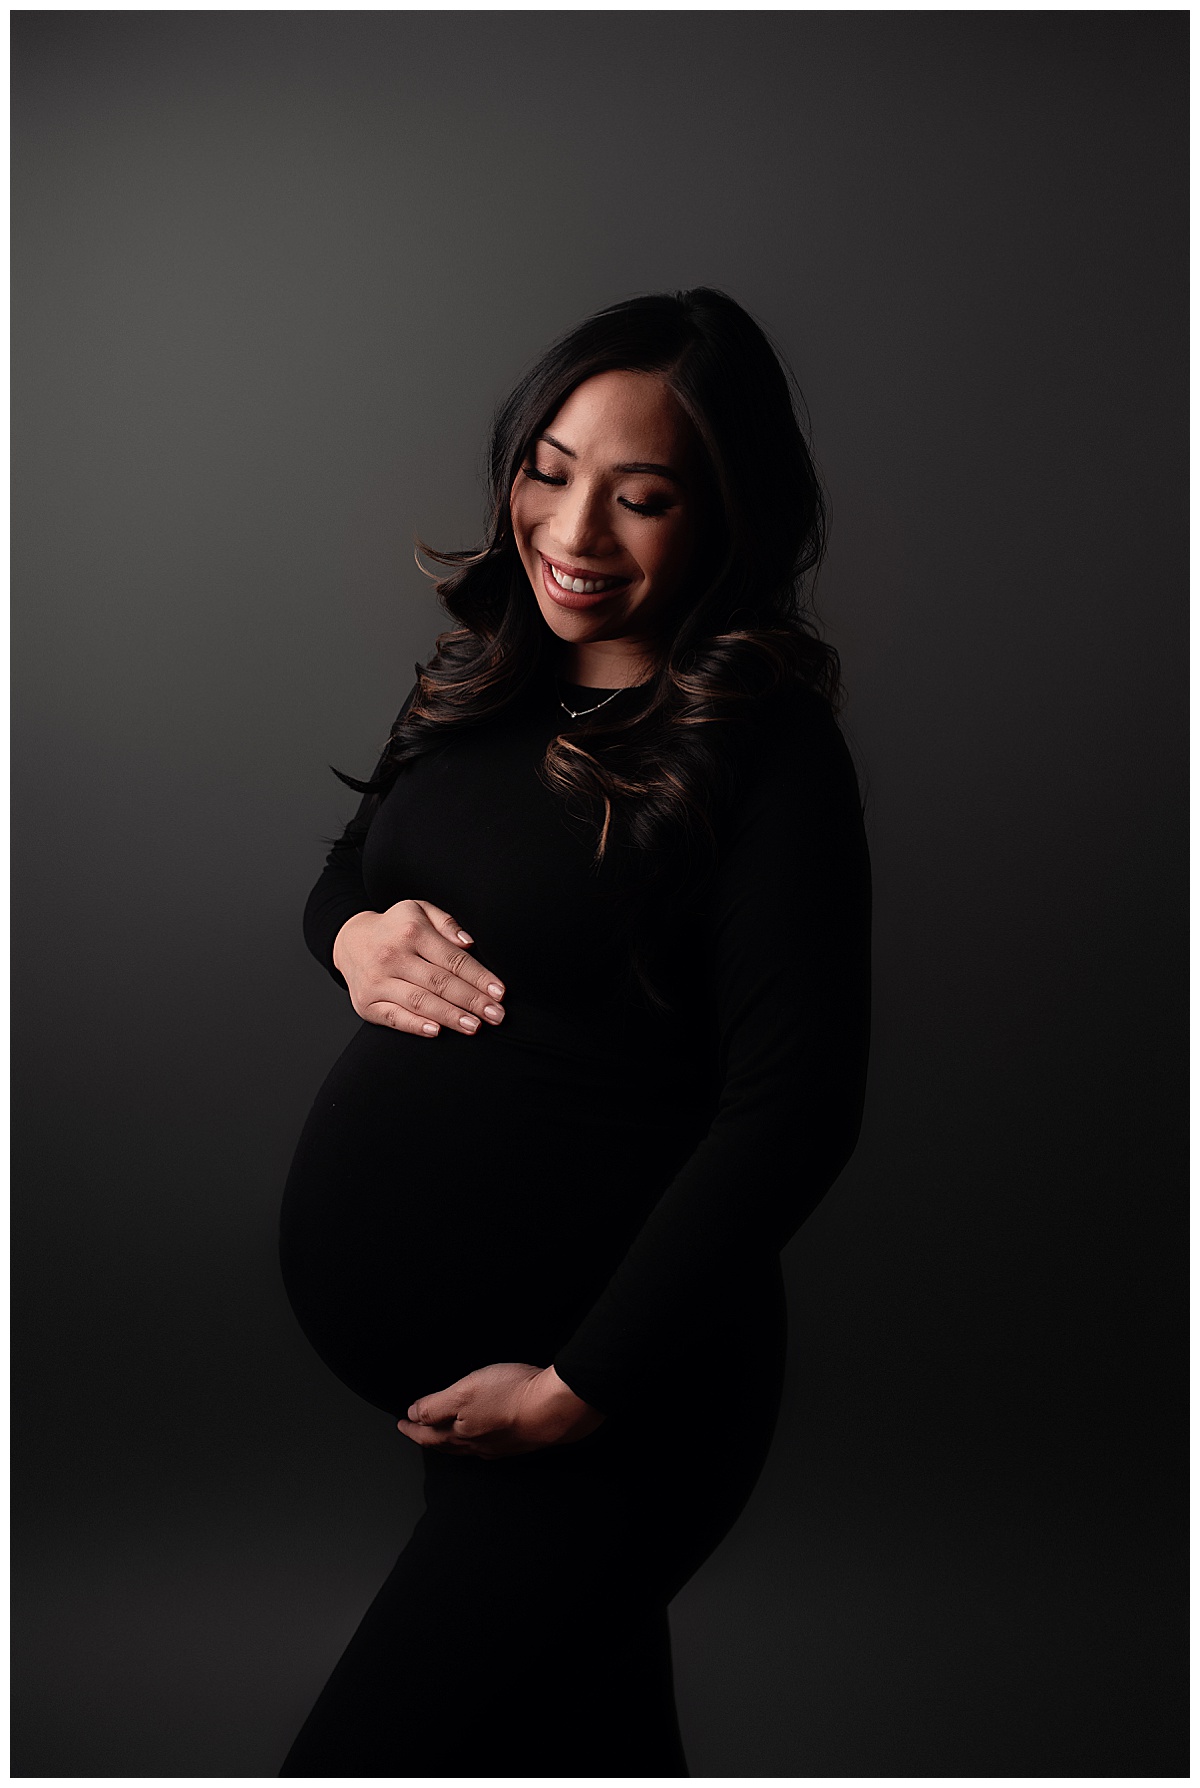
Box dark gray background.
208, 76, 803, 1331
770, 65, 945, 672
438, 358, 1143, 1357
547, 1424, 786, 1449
12, 10, 1186, 1777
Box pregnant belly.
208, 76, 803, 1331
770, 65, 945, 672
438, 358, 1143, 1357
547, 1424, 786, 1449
279, 1013, 709, 1416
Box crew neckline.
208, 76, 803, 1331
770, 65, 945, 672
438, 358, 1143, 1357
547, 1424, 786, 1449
556, 675, 654, 696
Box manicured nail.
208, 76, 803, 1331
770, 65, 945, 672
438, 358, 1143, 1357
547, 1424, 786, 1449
457, 930, 473, 944
422, 1022, 439, 1034
484, 1005, 504, 1023
487, 983, 504, 998
459, 1015, 480, 1032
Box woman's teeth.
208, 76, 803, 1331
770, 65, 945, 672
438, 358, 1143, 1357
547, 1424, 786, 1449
550, 563, 623, 595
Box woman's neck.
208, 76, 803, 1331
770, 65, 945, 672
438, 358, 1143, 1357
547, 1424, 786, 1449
555, 642, 657, 689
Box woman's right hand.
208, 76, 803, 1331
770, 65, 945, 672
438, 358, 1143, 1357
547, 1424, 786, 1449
331, 899, 506, 1039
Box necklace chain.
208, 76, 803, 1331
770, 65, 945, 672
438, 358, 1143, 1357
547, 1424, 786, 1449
557, 682, 629, 720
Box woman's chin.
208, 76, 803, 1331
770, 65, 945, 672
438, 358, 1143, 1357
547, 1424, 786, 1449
533, 593, 607, 642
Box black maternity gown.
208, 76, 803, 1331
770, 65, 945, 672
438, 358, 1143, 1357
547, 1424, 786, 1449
278, 663, 871, 1777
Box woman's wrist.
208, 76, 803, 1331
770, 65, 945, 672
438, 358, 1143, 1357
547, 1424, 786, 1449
539, 1363, 586, 1409
530, 1365, 602, 1438
331, 908, 376, 977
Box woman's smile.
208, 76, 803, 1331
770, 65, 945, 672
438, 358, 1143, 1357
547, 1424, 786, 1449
540, 552, 631, 608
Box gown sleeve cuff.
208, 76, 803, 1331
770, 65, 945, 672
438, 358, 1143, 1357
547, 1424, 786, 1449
549, 1351, 618, 1420
303, 887, 377, 990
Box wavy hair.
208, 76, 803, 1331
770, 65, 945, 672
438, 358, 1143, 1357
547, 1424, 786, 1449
338, 286, 840, 1010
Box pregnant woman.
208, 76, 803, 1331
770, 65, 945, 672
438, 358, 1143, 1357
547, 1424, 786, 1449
278, 286, 872, 1777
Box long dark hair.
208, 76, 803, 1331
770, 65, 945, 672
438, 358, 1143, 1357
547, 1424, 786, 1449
339, 286, 840, 1009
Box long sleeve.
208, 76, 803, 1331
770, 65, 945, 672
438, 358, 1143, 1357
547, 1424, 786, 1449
302, 677, 420, 990
551, 697, 872, 1417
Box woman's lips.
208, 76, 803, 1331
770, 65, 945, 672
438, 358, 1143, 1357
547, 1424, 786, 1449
539, 553, 631, 610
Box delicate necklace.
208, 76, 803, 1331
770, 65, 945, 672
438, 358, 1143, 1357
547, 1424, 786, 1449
556, 681, 632, 720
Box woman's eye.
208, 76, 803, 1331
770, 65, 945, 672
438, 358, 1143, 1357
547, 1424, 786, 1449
620, 497, 673, 518
520, 464, 671, 517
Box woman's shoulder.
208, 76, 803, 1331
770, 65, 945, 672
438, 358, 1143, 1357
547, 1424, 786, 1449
722, 677, 862, 835
757, 675, 838, 736
736, 675, 850, 772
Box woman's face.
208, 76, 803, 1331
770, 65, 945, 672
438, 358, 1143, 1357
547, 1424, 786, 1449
509, 369, 702, 674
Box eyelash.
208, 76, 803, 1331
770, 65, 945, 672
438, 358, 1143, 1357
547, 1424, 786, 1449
520, 465, 672, 518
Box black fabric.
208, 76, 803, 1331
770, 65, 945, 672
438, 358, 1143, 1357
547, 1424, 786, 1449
278, 661, 871, 1775
280, 1276, 788, 1778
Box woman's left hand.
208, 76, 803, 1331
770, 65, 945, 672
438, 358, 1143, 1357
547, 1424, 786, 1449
396, 1362, 605, 1458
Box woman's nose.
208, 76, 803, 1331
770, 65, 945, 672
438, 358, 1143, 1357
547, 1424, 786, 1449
555, 481, 609, 558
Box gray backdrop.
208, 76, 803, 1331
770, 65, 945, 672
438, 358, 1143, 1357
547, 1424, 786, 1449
13, 11, 1186, 1777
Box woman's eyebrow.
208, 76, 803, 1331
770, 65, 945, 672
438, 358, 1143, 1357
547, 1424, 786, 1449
539, 433, 686, 487
618, 461, 685, 485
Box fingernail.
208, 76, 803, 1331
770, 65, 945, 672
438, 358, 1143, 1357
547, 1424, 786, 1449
487, 983, 504, 998
459, 1015, 480, 1032
422, 1022, 439, 1034
457, 930, 473, 944
484, 1005, 504, 1023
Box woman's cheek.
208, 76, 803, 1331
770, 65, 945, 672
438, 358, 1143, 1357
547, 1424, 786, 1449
511, 490, 547, 554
